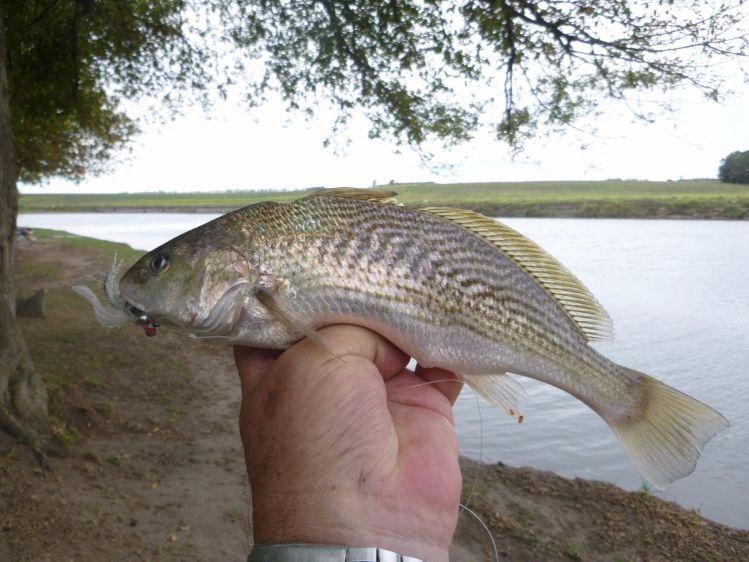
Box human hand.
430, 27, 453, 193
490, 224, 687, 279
235, 325, 463, 562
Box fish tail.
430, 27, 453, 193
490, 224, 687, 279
607, 368, 728, 488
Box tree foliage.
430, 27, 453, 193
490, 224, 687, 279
718, 150, 749, 184
5, 0, 749, 185
3, 0, 219, 183
224, 0, 749, 148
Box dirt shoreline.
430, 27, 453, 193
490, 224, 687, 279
2, 237, 748, 561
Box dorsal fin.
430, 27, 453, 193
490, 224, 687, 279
302, 187, 402, 205
420, 207, 613, 342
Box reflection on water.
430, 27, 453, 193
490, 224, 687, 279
18, 213, 749, 529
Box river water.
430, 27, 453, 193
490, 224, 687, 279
18, 212, 749, 529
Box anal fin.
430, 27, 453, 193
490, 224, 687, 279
461, 373, 526, 421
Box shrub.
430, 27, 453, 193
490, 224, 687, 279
718, 150, 749, 184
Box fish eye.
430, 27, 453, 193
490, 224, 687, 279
150, 253, 171, 274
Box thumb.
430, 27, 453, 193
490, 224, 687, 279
234, 346, 282, 395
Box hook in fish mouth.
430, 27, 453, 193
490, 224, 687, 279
126, 303, 159, 337
101, 254, 158, 336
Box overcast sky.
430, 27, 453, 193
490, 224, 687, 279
19, 79, 748, 195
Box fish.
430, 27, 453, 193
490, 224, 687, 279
75, 188, 728, 488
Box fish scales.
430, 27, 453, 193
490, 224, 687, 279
234, 198, 630, 399
89, 189, 728, 488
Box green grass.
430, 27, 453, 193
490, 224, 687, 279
0, 446, 19, 476
563, 544, 583, 560
223, 507, 244, 524
19, 179, 749, 218
19, 188, 310, 211
49, 414, 80, 448
14, 257, 64, 282
30, 228, 144, 261
390, 179, 749, 218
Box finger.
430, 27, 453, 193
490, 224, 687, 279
234, 346, 282, 393
283, 325, 410, 381
414, 364, 463, 405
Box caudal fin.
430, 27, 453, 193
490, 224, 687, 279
609, 369, 728, 489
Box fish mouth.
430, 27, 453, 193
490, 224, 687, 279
101, 254, 160, 335
116, 279, 249, 340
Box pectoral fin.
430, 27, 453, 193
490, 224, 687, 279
254, 282, 338, 360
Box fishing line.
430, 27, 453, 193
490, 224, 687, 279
405, 377, 485, 506
86, 272, 105, 283
407, 377, 493, 559
462, 385, 486, 523
158, 316, 200, 340
458, 502, 500, 562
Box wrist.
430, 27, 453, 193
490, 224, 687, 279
248, 544, 426, 561
251, 489, 454, 562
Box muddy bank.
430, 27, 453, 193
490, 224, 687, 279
2, 236, 748, 561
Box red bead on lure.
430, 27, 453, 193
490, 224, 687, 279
135, 313, 159, 337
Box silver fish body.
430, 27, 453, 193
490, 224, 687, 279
115, 191, 728, 488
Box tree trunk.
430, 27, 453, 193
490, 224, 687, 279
0, 10, 51, 446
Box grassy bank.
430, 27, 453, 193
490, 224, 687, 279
19, 179, 749, 219
2, 232, 748, 561
22, 228, 145, 261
